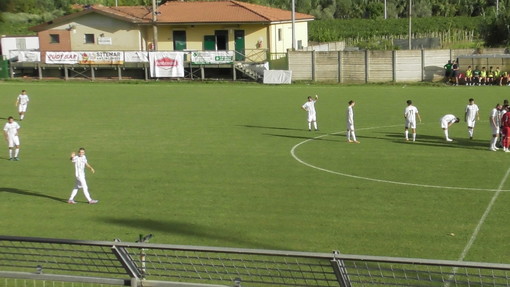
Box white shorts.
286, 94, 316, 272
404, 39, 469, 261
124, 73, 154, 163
491, 125, 500, 135
405, 120, 416, 129
7, 136, 20, 147
307, 113, 316, 122
18, 104, 28, 113
466, 120, 476, 128
74, 177, 88, 190
440, 120, 449, 129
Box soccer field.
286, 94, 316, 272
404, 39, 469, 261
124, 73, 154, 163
1, 81, 509, 265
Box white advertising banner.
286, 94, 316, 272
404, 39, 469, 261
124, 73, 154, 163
149, 52, 184, 77
191, 51, 234, 64
263, 70, 292, 84
125, 51, 149, 63
78, 51, 123, 64
45, 52, 79, 64
13, 51, 41, 62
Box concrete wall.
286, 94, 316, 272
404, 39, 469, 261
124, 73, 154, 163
288, 48, 510, 83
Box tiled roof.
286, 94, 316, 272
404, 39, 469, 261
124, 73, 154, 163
31, 1, 314, 31
155, 0, 314, 23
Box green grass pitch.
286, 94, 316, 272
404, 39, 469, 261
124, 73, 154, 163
1, 81, 510, 264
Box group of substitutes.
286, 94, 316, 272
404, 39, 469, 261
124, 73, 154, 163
2, 90, 98, 204
302, 95, 510, 150
444, 60, 510, 86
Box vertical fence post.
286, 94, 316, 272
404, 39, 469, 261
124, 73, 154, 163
330, 259, 352, 287
421, 49, 425, 82
392, 50, 396, 82
338, 51, 342, 83
312, 50, 316, 82
365, 50, 369, 84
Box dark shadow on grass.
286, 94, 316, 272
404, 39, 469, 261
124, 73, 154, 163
263, 133, 338, 142
99, 218, 288, 251
381, 132, 489, 150
0, 187, 66, 203
240, 124, 303, 131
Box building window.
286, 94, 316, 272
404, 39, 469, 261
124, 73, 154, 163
49, 34, 60, 44
278, 28, 282, 41
84, 33, 95, 44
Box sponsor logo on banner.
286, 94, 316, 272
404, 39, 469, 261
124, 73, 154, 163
156, 57, 178, 68
149, 52, 184, 78
79, 51, 123, 64
45, 52, 79, 64
191, 51, 234, 64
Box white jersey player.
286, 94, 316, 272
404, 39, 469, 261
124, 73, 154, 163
3, 116, 21, 160
464, 98, 480, 139
489, 103, 502, 151
15, 90, 30, 120
346, 100, 359, 143
68, 148, 98, 204
301, 95, 319, 131
440, 114, 460, 142
404, 100, 422, 141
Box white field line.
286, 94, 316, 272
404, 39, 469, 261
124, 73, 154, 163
444, 166, 510, 287
290, 124, 510, 192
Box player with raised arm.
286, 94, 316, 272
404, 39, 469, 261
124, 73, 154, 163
301, 95, 319, 131
68, 147, 98, 204
404, 100, 422, 141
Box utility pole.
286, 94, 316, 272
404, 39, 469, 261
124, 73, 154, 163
291, 0, 296, 51
152, 0, 158, 50
408, 0, 412, 50
384, 0, 387, 19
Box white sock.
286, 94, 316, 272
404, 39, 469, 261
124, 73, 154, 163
20, 115, 24, 120
14, 148, 19, 157
69, 189, 78, 201
352, 131, 357, 141
444, 130, 449, 139
313, 122, 318, 130
413, 133, 416, 141
308, 122, 311, 130
347, 130, 351, 141
405, 130, 409, 139
82, 188, 92, 202
8, 149, 13, 158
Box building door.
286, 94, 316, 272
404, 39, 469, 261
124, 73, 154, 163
215, 30, 228, 50
203, 35, 216, 50
234, 30, 245, 61
173, 31, 187, 51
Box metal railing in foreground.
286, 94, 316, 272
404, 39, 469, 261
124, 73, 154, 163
1, 235, 510, 287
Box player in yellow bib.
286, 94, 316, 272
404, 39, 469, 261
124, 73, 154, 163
464, 66, 473, 86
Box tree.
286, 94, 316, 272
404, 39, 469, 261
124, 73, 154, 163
480, 11, 510, 46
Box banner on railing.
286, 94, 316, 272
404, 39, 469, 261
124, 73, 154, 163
78, 51, 124, 64
11, 51, 41, 62
191, 51, 234, 64
125, 52, 149, 63
149, 52, 184, 77
46, 52, 79, 64
45, 51, 124, 64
